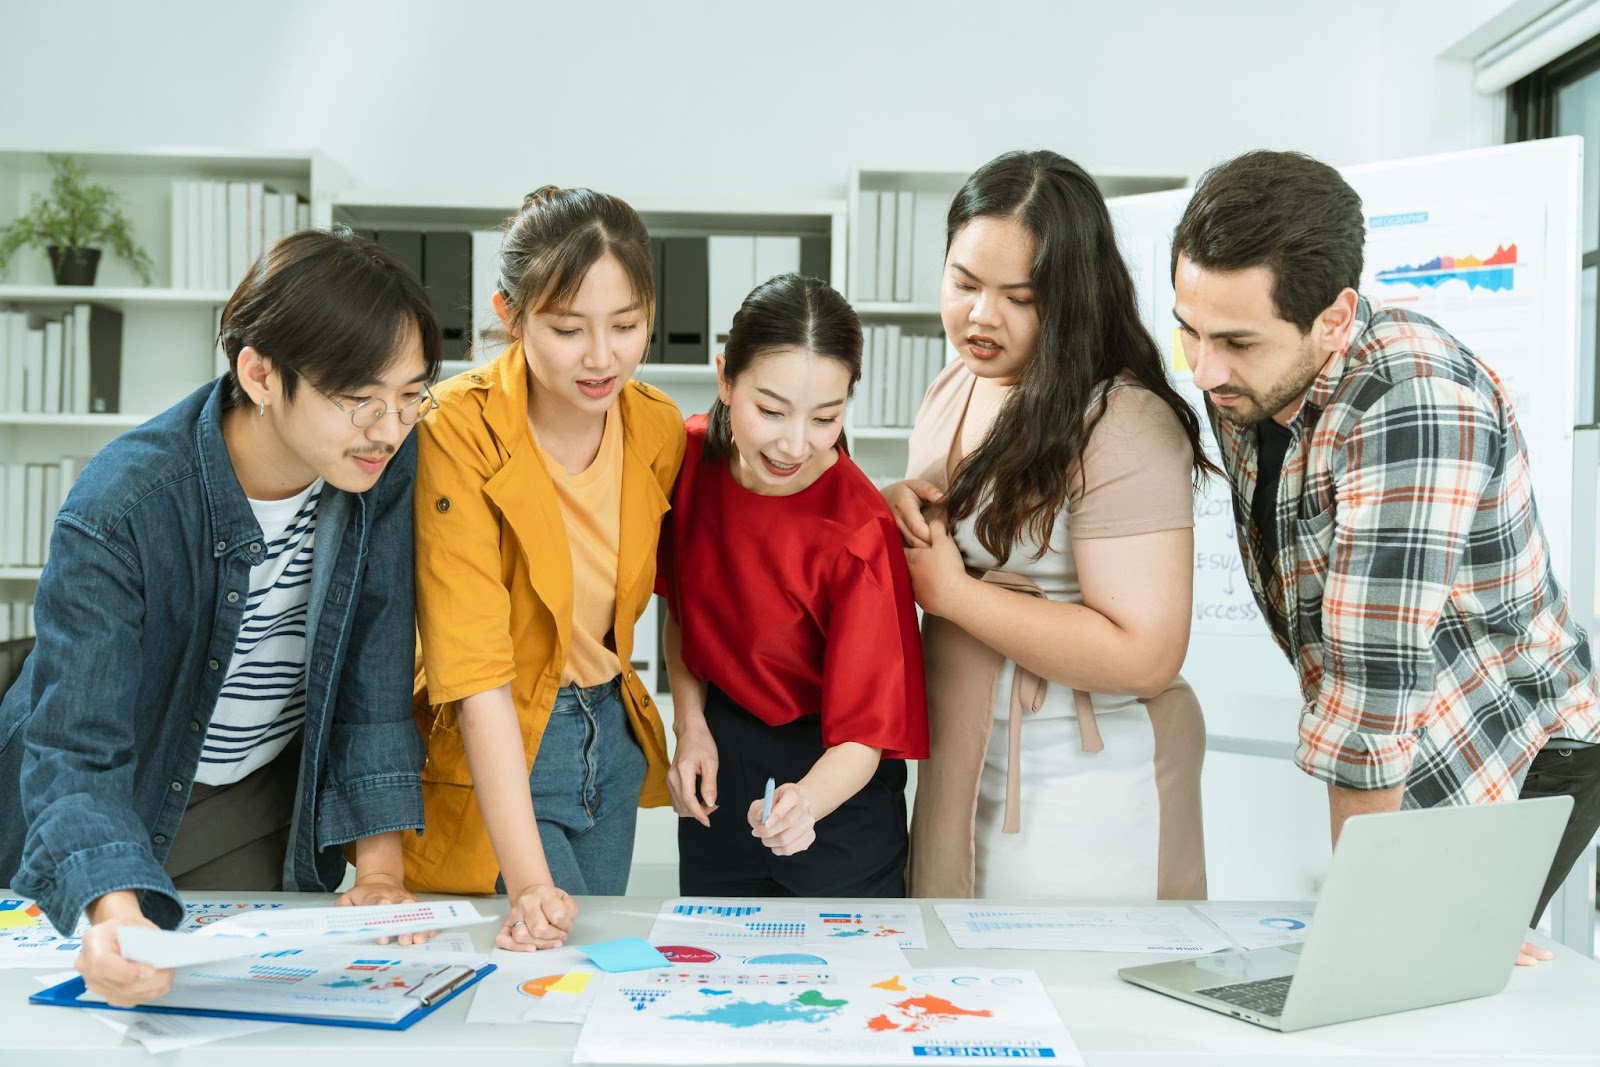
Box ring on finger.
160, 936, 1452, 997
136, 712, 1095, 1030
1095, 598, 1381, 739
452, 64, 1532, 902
509, 919, 527, 930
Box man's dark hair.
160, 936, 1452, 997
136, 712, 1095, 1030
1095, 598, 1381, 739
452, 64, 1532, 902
219, 228, 443, 405
1171, 150, 1365, 332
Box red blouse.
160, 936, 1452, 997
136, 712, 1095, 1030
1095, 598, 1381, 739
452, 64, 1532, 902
657, 415, 929, 761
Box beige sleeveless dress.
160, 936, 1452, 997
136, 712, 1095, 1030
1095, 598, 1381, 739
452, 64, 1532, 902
906, 361, 1208, 901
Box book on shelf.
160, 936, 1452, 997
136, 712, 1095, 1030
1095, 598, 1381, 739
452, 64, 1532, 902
708, 235, 755, 358
0, 457, 89, 568
854, 185, 954, 307
874, 191, 895, 303
854, 191, 879, 302
893, 192, 915, 303
660, 237, 709, 365
42, 320, 64, 414
170, 179, 307, 291
855, 326, 946, 430
423, 232, 473, 363
911, 190, 949, 305
469, 229, 508, 367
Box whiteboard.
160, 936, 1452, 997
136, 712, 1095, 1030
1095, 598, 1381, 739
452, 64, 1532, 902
1106, 136, 1587, 747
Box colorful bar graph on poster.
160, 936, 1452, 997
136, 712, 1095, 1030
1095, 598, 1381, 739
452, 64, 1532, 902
1375, 243, 1517, 291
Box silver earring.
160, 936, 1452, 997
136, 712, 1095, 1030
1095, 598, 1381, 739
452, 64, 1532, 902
257, 401, 265, 418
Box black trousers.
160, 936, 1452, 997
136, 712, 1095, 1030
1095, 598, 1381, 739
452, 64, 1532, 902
1519, 741, 1600, 925
678, 685, 908, 898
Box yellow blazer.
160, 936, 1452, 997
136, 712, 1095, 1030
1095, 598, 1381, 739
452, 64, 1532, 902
404, 344, 685, 893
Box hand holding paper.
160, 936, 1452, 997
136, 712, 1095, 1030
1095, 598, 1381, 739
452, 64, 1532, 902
78, 901, 172, 1009
119, 900, 492, 969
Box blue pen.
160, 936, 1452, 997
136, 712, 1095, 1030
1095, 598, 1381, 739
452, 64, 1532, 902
760, 777, 776, 825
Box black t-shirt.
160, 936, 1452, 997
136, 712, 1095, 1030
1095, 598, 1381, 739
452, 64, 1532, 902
1252, 419, 1293, 578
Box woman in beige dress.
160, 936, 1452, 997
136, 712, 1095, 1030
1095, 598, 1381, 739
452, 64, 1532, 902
885, 149, 1214, 900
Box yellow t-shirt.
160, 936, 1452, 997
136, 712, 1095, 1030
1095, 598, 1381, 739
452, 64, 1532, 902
538, 412, 623, 687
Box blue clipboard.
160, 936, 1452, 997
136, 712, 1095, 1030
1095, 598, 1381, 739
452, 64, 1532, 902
28, 963, 495, 1032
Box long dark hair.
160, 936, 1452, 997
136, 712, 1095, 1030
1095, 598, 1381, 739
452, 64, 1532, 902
943, 150, 1213, 565
705, 273, 861, 460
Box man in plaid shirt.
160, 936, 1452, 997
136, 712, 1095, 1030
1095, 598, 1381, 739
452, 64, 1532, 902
1170, 150, 1600, 962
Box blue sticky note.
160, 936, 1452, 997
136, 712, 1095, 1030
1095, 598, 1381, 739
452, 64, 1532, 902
579, 936, 671, 973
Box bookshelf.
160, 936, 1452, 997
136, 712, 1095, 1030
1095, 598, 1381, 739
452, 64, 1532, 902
0, 147, 337, 588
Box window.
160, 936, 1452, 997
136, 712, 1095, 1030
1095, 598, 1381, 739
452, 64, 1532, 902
1510, 35, 1600, 424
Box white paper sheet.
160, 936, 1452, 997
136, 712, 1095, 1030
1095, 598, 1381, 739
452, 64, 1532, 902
1193, 903, 1315, 950
34, 970, 285, 1052
934, 905, 1233, 954
0, 899, 286, 968
572, 967, 1081, 1065
651, 899, 928, 950
119, 900, 493, 968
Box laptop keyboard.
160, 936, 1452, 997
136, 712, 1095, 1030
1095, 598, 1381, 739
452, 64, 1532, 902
1194, 975, 1293, 1017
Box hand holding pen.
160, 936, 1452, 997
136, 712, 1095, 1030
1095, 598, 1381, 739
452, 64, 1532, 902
749, 776, 818, 856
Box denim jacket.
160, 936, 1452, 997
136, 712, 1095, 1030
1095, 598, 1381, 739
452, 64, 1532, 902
0, 379, 424, 933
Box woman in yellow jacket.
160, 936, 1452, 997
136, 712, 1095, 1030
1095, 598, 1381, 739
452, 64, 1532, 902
405, 186, 685, 952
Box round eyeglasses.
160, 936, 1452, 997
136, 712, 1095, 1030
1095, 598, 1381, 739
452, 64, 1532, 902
311, 383, 436, 428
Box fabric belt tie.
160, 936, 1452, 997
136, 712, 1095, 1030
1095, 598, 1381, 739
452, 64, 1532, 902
976, 571, 1106, 835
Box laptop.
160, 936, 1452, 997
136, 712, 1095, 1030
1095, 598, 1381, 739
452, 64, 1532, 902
1118, 794, 1573, 1032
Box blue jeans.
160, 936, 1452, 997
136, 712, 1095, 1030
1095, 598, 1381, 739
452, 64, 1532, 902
521, 677, 645, 896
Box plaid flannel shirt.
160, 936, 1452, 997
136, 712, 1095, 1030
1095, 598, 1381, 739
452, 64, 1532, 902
1212, 296, 1600, 805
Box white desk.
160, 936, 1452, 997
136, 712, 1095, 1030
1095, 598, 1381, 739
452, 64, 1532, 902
3, 894, 1598, 1066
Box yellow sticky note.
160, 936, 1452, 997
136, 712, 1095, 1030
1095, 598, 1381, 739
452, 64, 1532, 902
0, 910, 40, 930
549, 970, 592, 995
1170, 327, 1190, 373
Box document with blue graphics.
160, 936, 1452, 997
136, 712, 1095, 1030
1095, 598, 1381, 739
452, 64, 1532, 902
31, 944, 494, 1030
935, 904, 1233, 954
650, 899, 928, 950
118, 899, 494, 968
0, 898, 287, 968
572, 967, 1081, 1065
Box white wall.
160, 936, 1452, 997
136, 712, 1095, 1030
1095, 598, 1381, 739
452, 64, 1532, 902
2, 0, 1516, 203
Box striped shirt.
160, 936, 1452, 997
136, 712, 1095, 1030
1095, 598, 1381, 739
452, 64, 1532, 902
1212, 296, 1600, 806
194, 480, 323, 786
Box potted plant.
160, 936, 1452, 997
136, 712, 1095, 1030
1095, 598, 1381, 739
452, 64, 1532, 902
0, 154, 156, 286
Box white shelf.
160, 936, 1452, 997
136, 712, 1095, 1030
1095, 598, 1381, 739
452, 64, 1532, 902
638, 364, 716, 384
849, 426, 913, 440
0, 413, 151, 428
330, 191, 846, 237
0, 568, 43, 581
0, 285, 232, 309
855, 301, 941, 317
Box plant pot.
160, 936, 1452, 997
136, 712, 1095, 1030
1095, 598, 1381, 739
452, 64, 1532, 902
47, 245, 101, 286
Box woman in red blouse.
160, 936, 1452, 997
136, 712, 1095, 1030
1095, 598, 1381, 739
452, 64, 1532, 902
657, 273, 929, 896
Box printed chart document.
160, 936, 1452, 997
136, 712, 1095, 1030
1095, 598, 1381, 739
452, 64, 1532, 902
1193, 902, 1315, 950
572, 967, 1080, 1065
0, 899, 286, 968
36, 944, 493, 1027
652, 899, 928, 950
468, 946, 601, 1025
935, 905, 1232, 954
119, 900, 493, 967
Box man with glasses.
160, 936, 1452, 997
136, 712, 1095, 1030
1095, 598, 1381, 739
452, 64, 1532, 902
0, 230, 443, 1007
